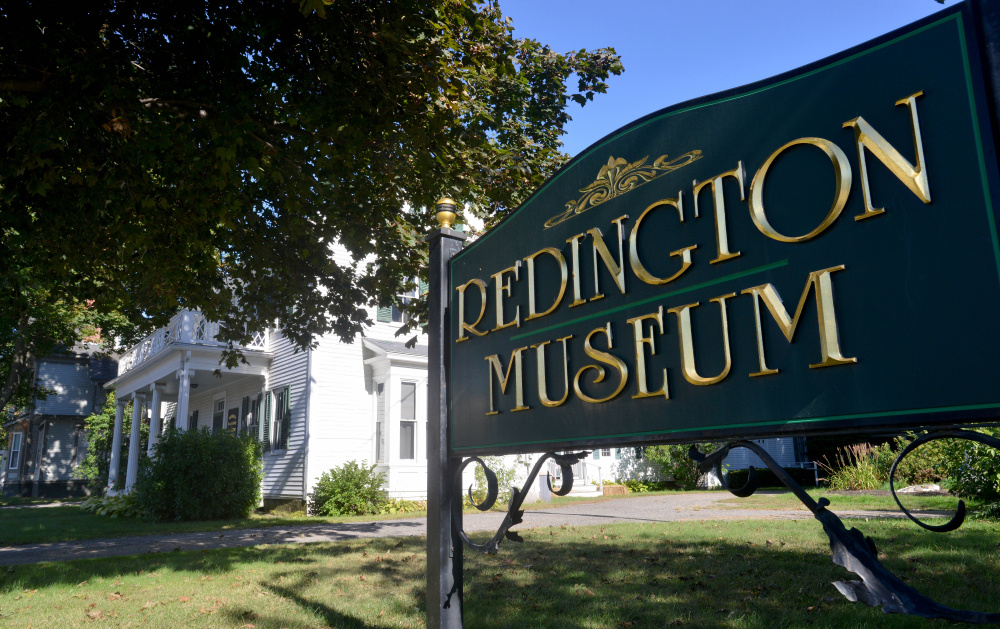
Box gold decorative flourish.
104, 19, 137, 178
544, 150, 703, 229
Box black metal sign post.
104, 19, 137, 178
427, 199, 466, 628
429, 1, 1000, 624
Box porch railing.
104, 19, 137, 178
117, 309, 269, 375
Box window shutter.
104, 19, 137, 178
593, 449, 600, 460
280, 385, 291, 451
190, 410, 199, 431
615, 448, 622, 460
376, 306, 392, 322
241, 396, 250, 434
262, 392, 272, 452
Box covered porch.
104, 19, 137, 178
102, 309, 272, 495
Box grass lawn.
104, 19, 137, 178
716, 487, 973, 514
1, 517, 997, 628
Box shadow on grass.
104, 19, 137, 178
0, 505, 426, 548
1, 519, 998, 628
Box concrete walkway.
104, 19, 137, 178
0, 493, 946, 566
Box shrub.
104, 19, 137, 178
940, 427, 1000, 518
894, 432, 949, 486
623, 479, 671, 493
818, 442, 898, 490
134, 428, 262, 521
471, 456, 519, 507
80, 493, 147, 519
310, 460, 388, 516
644, 443, 719, 490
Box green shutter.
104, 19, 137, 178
593, 449, 600, 460
280, 385, 291, 450
190, 410, 198, 431
615, 448, 622, 460
376, 306, 392, 322
261, 392, 272, 452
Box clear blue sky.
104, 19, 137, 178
498, 0, 955, 157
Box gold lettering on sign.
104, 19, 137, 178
566, 232, 588, 308
843, 91, 931, 221
741, 265, 857, 376
532, 335, 573, 408
574, 323, 629, 404
588, 214, 628, 302
524, 247, 568, 322
668, 293, 736, 386
491, 262, 521, 332
692, 162, 745, 264
544, 151, 704, 229
485, 347, 530, 415
749, 137, 853, 242
627, 307, 669, 399
629, 195, 697, 285
456, 278, 488, 342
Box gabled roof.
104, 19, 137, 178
363, 338, 428, 357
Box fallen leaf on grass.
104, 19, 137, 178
86, 609, 103, 620
199, 607, 218, 614
179, 596, 191, 603
107, 592, 123, 601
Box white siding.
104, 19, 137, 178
306, 331, 372, 497
260, 333, 308, 499
35, 359, 95, 416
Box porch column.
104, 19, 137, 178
176, 364, 192, 432
107, 398, 126, 494
125, 392, 146, 493
147, 384, 163, 456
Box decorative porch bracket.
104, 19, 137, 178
690, 432, 1000, 624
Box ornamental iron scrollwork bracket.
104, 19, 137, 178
453, 452, 589, 555
694, 432, 1000, 624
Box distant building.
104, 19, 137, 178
2, 346, 117, 498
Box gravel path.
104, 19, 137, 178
0, 493, 946, 566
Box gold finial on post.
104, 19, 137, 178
435, 197, 458, 230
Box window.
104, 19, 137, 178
400, 382, 416, 460
375, 383, 385, 463
273, 385, 291, 451
601, 448, 611, 457
376, 278, 426, 323
8, 433, 21, 470
212, 397, 226, 433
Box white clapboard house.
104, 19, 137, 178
2, 251, 814, 504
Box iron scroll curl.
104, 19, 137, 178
886, 429, 1000, 533
453, 451, 589, 555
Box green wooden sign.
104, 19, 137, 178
448, 4, 1000, 455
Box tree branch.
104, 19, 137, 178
0, 312, 37, 413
